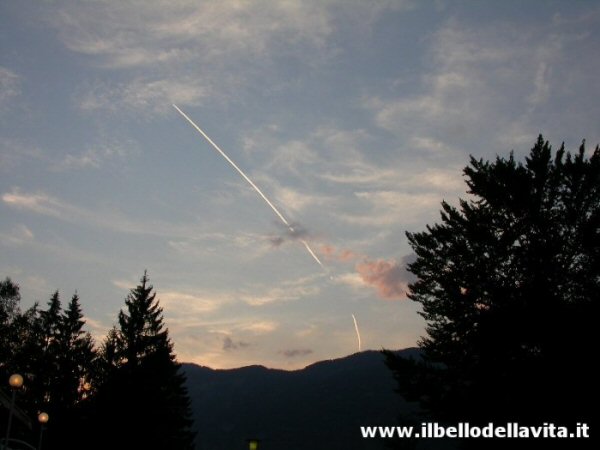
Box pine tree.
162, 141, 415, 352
36, 291, 63, 408
91, 272, 195, 449
0, 277, 21, 373
0, 277, 20, 324
118, 273, 170, 366
387, 136, 598, 428
57, 293, 95, 406
96, 326, 120, 383
8, 303, 43, 415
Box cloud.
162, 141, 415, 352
2, 189, 64, 217
320, 165, 398, 186
50, 1, 337, 114
279, 348, 313, 358
274, 187, 325, 213
84, 317, 112, 345
47, 1, 415, 116
323, 247, 417, 300
0, 139, 44, 171
340, 190, 444, 226
355, 255, 416, 300
320, 244, 361, 262
78, 78, 208, 115
240, 320, 279, 335
334, 272, 367, 291
267, 221, 312, 248
240, 275, 321, 307
55, 139, 141, 170
0, 67, 20, 108
239, 121, 465, 233
365, 14, 600, 157
55, 1, 335, 67
111, 280, 234, 347
158, 290, 225, 316
0, 224, 35, 246
2, 187, 205, 238
263, 140, 318, 175
223, 336, 251, 351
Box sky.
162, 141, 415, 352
1, 1, 599, 370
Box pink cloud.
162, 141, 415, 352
320, 244, 362, 262
355, 258, 410, 300
318, 242, 416, 300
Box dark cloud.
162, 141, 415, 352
268, 221, 311, 248
268, 236, 285, 247
279, 348, 313, 358
223, 336, 251, 351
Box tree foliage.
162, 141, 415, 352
387, 136, 598, 428
0, 272, 195, 449
0, 277, 22, 373
90, 271, 195, 450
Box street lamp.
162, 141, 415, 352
247, 438, 259, 450
37, 413, 49, 450
3, 374, 24, 450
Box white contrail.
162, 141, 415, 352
301, 239, 324, 267
173, 104, 325, 269
352, 314, 362, 352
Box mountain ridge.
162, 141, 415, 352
183, 348, 419, 450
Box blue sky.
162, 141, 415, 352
1, 1, 598, 369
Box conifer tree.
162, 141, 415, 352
118, 272, 170, 366
37, 291, 63, 407
0, 277, 21, 373
91, 272, 195, 449
58, 293, 95, 406
95, 326, 120, 383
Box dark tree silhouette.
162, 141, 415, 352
90, 271, 195, 450
1, 273, 195, 449
58, 293, 95, 404
387, 136, 598, 433
95, 325, 120, 385
0, 277, 21, 374
1, 286, 93, 448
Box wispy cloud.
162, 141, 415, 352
279, 348, 313, 358
365, 15, 600, 154
334, 272, 367, 290
0, 138, 44, 171
173, 317, 280, 340
55, 1, 335, 68
55, 139, 140, 170
0, 224, 35, 246
51, 1, 338, 115
111, 280, 234, 351
240, 320, 279, 335
0, 67, 20, 108
273, 187, 329, 213
340, 190, 444, 227
223, 336, 251, 351
47, 1, 415, 116
77, 78, 208, 115
2, 189, 65, 217
159, 290, 225, 316
2, 187, 204, 238
241, 275, 321, 307
83, 317, 111, 345
319, 165, 398, 186
320, 245, 360, 262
